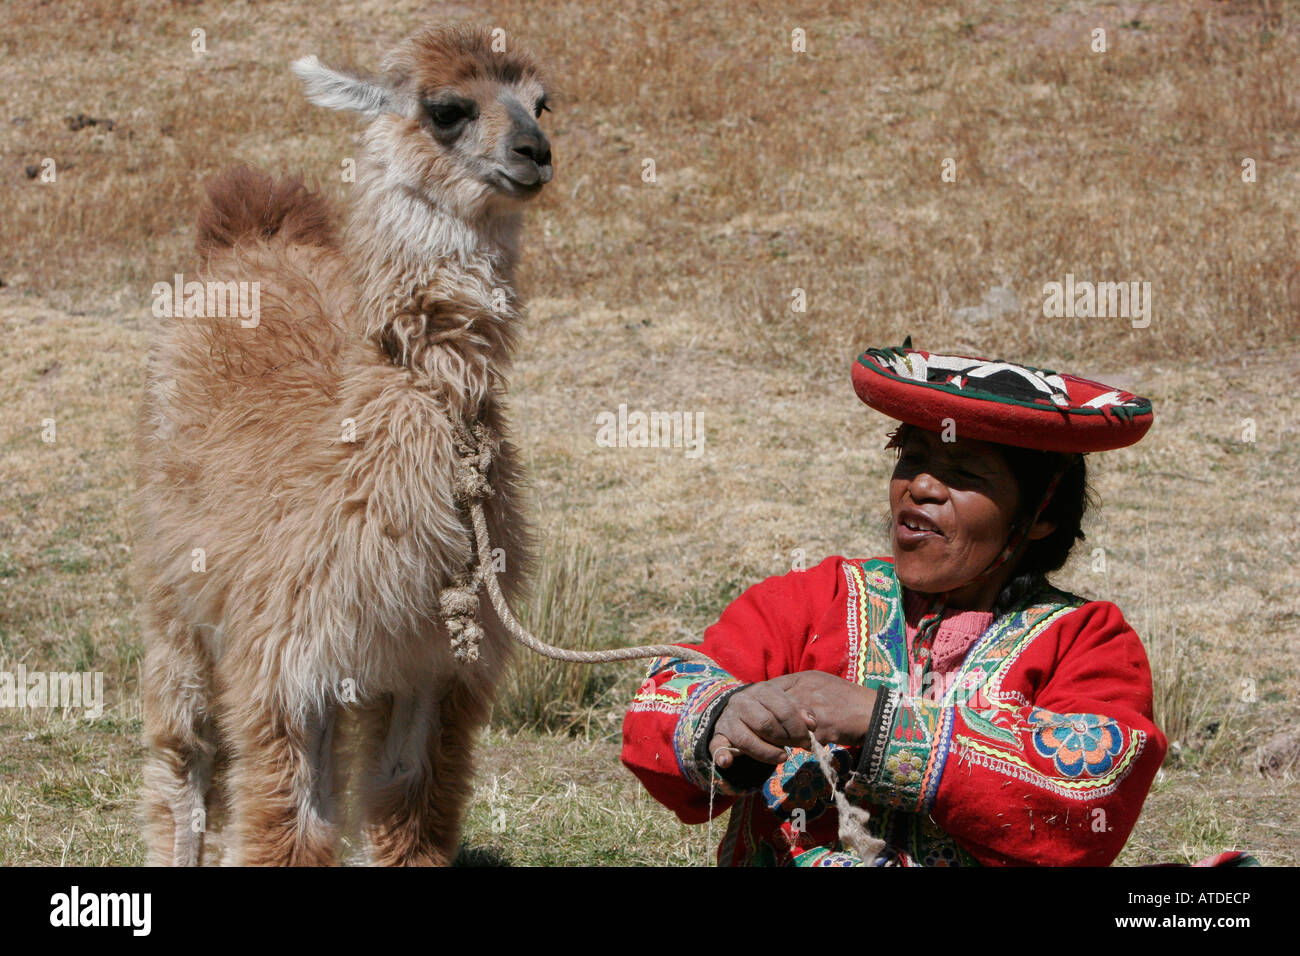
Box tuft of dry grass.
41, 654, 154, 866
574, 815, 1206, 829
1145, 617, 1245, 773
491, 534, 613, 735
457, 726, 710, 867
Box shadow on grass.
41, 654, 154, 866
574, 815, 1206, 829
453, 844, 513, 867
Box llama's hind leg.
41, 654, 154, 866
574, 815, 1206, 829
223, 690, 339, 866
364, 679, 488, 866
140, 614, 217, 866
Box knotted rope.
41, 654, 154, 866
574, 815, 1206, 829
442, 420, 713, 666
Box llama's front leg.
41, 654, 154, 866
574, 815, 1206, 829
140, 613, 218, 867
422, 680, 492, 864
223, 694, 339, 866
363, 683, 444, 866
365, 678, 491, 866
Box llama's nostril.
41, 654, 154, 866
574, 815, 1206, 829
513, 144, 551, 168
511, 127, 551, 169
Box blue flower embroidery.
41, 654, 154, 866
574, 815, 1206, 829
1029, 709, 1124, 777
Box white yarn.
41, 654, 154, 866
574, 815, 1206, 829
704, 733, 886, 866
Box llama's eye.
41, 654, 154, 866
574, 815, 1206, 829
533, 100, 550, 119
426, 102, 470, 128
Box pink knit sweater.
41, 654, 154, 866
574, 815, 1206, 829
901, 589, 994, 698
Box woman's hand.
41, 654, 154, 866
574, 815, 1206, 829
709, 671, 878, 769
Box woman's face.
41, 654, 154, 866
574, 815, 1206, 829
889, 427, 1031, 608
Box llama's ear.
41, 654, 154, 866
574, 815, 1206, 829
291, 55, 394, 117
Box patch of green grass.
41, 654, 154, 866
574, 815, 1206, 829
41, 546, 93, 576
68, 627, 98, 672
458, 727, 705, 867
0, 709, 147, 866
492, 535, 612, 734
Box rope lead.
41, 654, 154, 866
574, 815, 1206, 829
444, 420, 714, 666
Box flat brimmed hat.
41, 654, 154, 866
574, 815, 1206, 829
852, 343, 1153, 453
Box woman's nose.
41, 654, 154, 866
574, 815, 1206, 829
908, 470, 946, 501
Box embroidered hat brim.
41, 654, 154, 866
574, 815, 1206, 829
852, 345, 1153, 453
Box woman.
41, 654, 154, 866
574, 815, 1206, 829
621, 343, 1169, 866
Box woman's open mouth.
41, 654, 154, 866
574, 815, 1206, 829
895, 508, 945, 546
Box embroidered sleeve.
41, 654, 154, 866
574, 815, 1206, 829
620, 556, 844, 824
848, 688, 952, 814
851, 601, 1167, 865
630, 657, 755, 796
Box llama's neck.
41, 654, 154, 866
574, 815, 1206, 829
343, 180, 525, 419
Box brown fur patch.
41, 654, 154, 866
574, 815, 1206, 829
382, 25, 544, 97
196, 165, 337, 256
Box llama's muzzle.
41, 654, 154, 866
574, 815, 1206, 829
501, 102, 552, 188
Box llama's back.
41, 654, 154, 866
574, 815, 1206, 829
194, 165, 337, 257
134, 167, 364, 611
143, 165, 353, 411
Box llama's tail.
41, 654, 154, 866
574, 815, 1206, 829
196, 165, 337, 255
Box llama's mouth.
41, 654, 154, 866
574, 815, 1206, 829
493, 168, 551, 198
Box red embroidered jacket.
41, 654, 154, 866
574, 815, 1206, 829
620, 555, 1167, 866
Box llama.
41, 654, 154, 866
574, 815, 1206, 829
133, 25, 552, 866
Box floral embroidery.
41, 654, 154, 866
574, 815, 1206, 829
1029, 709, 1124, 777
885, 751, 925, 787
761, 745, 854, 822
922, 843, 960, 867
864, 568, 893, 592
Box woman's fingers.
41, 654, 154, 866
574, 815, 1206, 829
712, 733, 733, 770
710, 677, 864, 771
712, 686, 810, 765
709, 732, 735, 768
766, 673, 819, 723
765, 671, 876, 742
713, 720, 787, 765
740, 687, 812, 745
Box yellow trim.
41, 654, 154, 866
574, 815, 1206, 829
956, 733, 1142, 792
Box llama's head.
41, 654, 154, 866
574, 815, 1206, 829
293, 26, 552, 223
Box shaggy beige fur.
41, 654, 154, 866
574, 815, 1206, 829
134, 26, 552, 865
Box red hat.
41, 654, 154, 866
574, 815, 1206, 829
852, 342, 1152, 453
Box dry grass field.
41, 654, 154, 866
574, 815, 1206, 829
1, 0, 1297, 865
